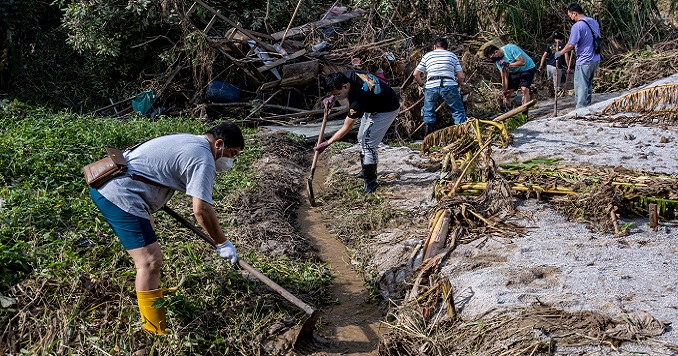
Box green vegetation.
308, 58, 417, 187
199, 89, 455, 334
0, 102, 332, 354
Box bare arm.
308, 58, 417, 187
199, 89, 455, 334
560, 43, 574, 55
539, 52, 548, 69
501, 67, 509, 91
327, 117, 357, 144
509, 54, 526, 68
413, 68, 425, 86
192, 196, 227, 245
455, 70, 465, 86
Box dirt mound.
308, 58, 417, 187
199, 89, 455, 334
229, 132, 315, 260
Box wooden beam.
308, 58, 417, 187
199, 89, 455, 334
257, 49, 306, 73
254, 106, 348, 120
492, 99, 537, 122
270, 10, 365, 40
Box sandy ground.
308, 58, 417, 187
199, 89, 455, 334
326, 73, 678, 354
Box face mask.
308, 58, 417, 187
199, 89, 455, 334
214, 146, 234, 172
215, 157, 234, 172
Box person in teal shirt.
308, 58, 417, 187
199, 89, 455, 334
483, 43, 536, 108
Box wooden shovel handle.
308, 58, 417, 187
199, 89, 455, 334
309, 102, 332, 173
160, 205, 316, 316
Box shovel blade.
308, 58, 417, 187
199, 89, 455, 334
293, 310, 320, 348
306, 176, 316, 207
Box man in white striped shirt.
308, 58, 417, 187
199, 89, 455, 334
413, 37, 467, 136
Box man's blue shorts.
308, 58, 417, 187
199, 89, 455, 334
90, 187, 157, 250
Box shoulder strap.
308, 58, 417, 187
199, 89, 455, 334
579, 19, 599, 38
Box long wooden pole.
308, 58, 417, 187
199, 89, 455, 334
492, 99, 537, 122
553, 62, 559, 116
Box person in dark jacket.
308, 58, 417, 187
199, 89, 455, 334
314, 71, 400, 194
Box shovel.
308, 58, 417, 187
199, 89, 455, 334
553, 62, 559, 116
306, 99, 332, 207
160, 205, 319, 347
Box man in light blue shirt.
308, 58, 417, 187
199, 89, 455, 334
556, 3, 601, 108
483, 43, 536, 108
413, 37, 466, 136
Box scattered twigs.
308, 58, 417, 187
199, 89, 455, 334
244, 89, 282, 120
608, 204, 624, 237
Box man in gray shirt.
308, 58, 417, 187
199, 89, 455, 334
90, 121, 244, 334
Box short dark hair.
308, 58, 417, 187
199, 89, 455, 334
206, 121, 244, 149
567, 3, 584, 14
483, 44, 500, 58
434, 37, 448, 50
324, 72, 349, 92
553, 31, 565, 40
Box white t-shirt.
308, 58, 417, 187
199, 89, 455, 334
97, 134, 216, 219
415, 49, 463, 89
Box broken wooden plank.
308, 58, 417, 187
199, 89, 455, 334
281, 60, 319, 85
270, 10, 365, 40
258, 60, 319, 90
257, 49, 307, 73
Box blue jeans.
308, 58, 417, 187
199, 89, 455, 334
574, 61, 599, 108
422, 86, 466, 125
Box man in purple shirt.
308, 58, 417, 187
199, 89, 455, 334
555, 3, 601, 108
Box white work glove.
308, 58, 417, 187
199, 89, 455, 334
216, 241, 237, 264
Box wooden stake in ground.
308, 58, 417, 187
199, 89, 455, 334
649, 203, 659, 231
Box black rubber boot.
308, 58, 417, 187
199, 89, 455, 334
423, 123, 434, 136
362, 164, 379, 194
353, 154, 365, 178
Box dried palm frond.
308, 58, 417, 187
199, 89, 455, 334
602, 84, 678, 114
421, 120, 475, 153
585, 110, 678, 126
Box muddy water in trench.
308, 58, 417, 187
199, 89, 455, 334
296, 169, 382, 355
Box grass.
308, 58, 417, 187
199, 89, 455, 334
0, 101, 332, 354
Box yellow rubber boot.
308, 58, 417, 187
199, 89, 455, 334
136, 289, 166, 334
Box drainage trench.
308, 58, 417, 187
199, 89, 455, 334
296, 167, 382, 355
